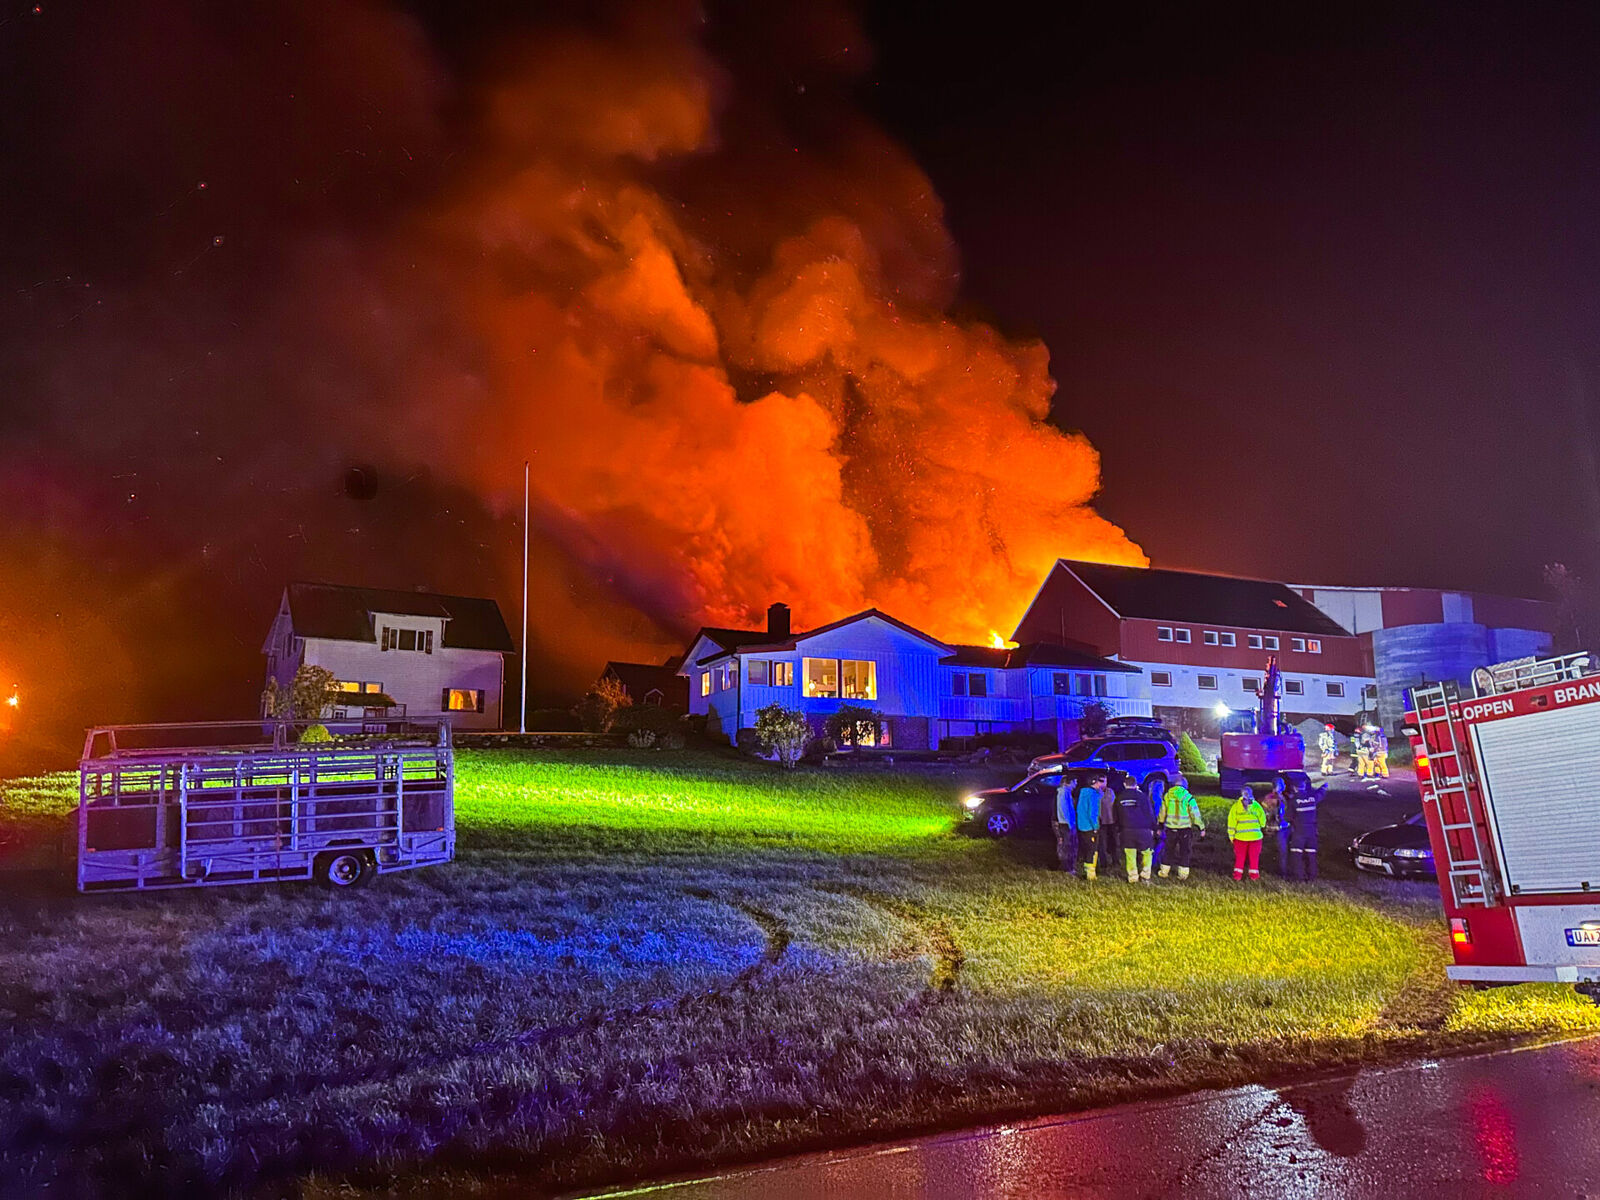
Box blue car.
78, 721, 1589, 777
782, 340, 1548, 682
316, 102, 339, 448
1028, 737, 1185, 806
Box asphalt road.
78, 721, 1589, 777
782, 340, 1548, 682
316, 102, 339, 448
609, 1035, 1600, 1199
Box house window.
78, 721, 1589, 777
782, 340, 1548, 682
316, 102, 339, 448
1093, 674, 1108, 696
1244, 677, 1261, 693
1307, 639, 1322, 654
399, 629, 418, 651
1075, 674, 1092, 696
1284, 679, 1304, 696
1053, 673, 1072, 695
723, 664, 736, 690
1197, 674, 1218, 690
1203, 630, 1219, 646
1263, 635, 1279, 651
803, 658, 840, 698
771, 662, 794, 687
1291, 637, 1307, 653
644, 688, 664, 705
968, 672, 988, 698
1174, 628, 1192, 644
336, 680, 382, 694
748, 660, 769, 686
841, 660, 877, 700
441, 688, 483, 712
1157, 626, 1174, 642
1151, 671, 1172, 687
701, 672, 711, 697
1219, 632, 1236, 647
382, 627, 432, 653
1248, 634, 1263, 650
952, 673, 968, 697
1326, 681, 1345, 697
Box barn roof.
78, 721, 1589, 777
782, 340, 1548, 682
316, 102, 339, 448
285, 582, 515, 652
1057, 561, 1352, 637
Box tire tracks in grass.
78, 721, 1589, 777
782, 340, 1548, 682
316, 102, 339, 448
820, 885, 964, 1007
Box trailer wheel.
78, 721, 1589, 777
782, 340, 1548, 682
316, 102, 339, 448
316, 850, 374, 890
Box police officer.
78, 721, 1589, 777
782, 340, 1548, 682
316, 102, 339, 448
1156, 779, 1206, 880
1286, 781, 1328, 880
1115, 774, 1158, 883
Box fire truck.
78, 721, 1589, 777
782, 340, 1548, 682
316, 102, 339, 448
1402, 652, 1600, 999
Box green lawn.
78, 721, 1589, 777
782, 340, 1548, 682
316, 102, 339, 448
1, 750, 1595, 1198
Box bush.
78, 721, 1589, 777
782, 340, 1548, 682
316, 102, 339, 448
1177, 732, 1208, 776
824, 704, 882, 749
659, 730, 686, 751
612, 704, 680, 737
575, 675, 632, 732
1079, 701, 1112, 738
626, 729, 657, 750
299, 723, 333, 744
736, 727, 771, 756
753, 704, 810, 769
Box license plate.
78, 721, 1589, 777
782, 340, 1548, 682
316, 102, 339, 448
1356, 856, 1388, 871
1566, 927, 1600, 947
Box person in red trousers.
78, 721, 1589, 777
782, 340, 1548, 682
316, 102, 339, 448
1227, 789, 1268, 881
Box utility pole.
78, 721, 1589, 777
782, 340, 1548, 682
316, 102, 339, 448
520, 460, 529, 734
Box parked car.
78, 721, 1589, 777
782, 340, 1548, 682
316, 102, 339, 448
1349, 812, 1437, 879
1102, 716, 1178, 744
1028, 737, 1184, 804
961, 769, 1088, 838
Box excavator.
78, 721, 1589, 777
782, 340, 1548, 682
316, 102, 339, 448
1218, 656, 1310, 799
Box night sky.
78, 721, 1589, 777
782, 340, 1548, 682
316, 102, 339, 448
3, 0, 1599, 768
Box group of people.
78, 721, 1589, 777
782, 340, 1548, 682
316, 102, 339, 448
1053, 772, 1328, 884
1316, 724, 1389, 777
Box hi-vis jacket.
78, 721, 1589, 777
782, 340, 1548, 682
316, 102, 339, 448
1158, 785, 1204, 830
1227, 796, 1268, 842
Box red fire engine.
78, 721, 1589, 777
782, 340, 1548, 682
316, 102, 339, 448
1403, 652, 1600, 999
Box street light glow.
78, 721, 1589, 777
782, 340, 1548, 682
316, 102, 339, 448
1213, 702, 1231, 718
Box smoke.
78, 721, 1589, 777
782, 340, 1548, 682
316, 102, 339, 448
0, 1, 1140, 764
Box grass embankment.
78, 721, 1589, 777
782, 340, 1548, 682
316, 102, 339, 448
1, 751, 1595, 1198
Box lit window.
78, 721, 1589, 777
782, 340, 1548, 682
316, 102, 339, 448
336, 680, 363, 693
803, 658, 840, 698
1244, 677, 1261, 693
969, 672, 988, 698
1053, 673, 1072, 695
701, 672, 711, 697
1291, 637, 1307, 653
952, 672, 967, 697
748, 660, 769, 685
1264, 636, 1280, 651
1174, 628, 1192, 644
1307, 639, 1322, 654
441, 688, 483, 712
1219, 632, 1236, 647
1151, 671, 1172, 687
1248, 634, 1263, 650
772, 662, 794, 687
841, 660, 877, 700
1203, 631, 1219, 646
1326, 681, 1345, 697
1157, 626, 1174, 642
1285, 679, 1304, 696
1197, 674, 1218, 690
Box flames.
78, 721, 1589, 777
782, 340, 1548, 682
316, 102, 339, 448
378, 16, 1144, 655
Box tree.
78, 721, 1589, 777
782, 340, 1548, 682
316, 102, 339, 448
824, 704, 882, 749
262, 664, 340, 722
575, 675, 632, 732
1177, 732, 1209, 776
753, 704, 811, 769
1079, 700, 1112, 739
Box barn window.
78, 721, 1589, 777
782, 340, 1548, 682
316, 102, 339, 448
1284, 679, 1305, 696
1151, 671, 1172, 687
1197, 674, 1218, 690
1248, 634, 1263, 649
1325, 682, 1345, 697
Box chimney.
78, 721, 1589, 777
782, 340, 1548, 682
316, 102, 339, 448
767, 602, 791, 638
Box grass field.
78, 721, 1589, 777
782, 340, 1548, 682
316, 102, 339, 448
2, 749, 1597, 1197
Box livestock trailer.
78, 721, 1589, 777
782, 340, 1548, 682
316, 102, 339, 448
77, 719, 455, 893
1402, 652, 1600, 998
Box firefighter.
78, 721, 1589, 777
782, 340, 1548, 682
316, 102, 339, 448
1353, 728, 1373, 778
1075, 771, 1109, 881
1115, 774, 1158, 883
1372, 726, 1390, 778
1053, 772, 1078, 872
1318, 725, 1337, 775
1286, 780, 1327, 880
1156, 779, 1205, 880
1227, 787, 1268, 881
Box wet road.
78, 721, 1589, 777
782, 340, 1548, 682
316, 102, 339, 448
606, 1035, 1600, 1199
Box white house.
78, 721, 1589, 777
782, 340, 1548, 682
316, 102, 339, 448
680, 603, 1148, 749
262, 583, 515, 731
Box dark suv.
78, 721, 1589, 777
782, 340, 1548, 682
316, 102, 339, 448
1028, 737, 1184, 805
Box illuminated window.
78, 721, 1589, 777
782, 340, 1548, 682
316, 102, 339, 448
335, 680, 383, 694
1263, 636, 1279, 651
1203, 630, 1219, 646
1291, 637, 1307, 653
1151, 671, 1172, 687
441, 688, 483, 712
1326, 681, 1345, 697
336, 680, 362, 693
748, 659, 769, 685
803, 657, 839, 698
1053, 673, 1072, 695
1173, 628, 1192, 644
1219, 632, 1236, 647
1197, 674, 1218, 690
1248, 634, 1263, 650
1284, 679, 1304, 696
1157, 626, 1174, 642
1307, 639, 1322, 654
772, 662, 794, 687
841, 660, 877, 700
701, 672, 711, 697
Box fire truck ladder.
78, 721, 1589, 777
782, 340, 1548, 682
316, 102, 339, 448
1414, 680, 1497, 908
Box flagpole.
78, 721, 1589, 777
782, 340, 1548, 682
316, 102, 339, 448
520, 460, 529, 734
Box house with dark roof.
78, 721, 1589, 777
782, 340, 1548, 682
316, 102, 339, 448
263, 583, 515, 730
679, 603, 1147, 749
600, 659, 689, 710
1013, 560, 1376, 734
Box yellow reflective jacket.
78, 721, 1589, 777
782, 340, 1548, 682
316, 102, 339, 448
1227, 797, 1267, 842
1158, 785, 1204, 830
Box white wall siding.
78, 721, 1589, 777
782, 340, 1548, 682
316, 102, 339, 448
302, 635, 505, 730
1132, 659, 1371, 716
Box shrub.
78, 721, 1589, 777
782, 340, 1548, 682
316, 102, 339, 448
1079, 701, 1112, 739
612, 704, 680, 737
626, 729, 657, 750
1177, 732, 1208, 776
262, 664, 340, 721
659, 730, 686, 751
753, 704, 811, 769
824, 704, 882, 749
299, 723, 333, 744
575, 676, 632, 732
736, 727, 770, 756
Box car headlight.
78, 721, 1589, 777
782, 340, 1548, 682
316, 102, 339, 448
1392, 848, 1429, 859
963, 795, 984, 810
